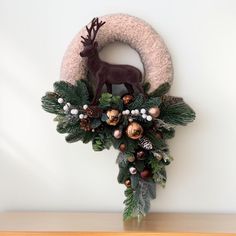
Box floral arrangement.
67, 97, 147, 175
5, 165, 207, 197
42, 79, 195, 220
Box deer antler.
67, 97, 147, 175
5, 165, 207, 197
81, 17, 106, 46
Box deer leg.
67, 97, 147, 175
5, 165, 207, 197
124, 83, 134, 94
92, 82, 104, 105
106, 83, 112, 94
135, 83, 144, 94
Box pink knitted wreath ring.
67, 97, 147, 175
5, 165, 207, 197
60, 13, 173, 93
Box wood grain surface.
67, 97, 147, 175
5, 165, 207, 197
0, 212, 235, 236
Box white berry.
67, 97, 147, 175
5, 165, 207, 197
140, 108, 146, 114
63, 105, 69, 111
84, 114, 88, 119
125, 110, 130, 115
131, 110, 136, 115
57, 98, 64, 104
70, 109, 78, 115
146, 115, 153, 121
83, 104, 88, 110
66, 102, 71, 107
128, 118, 133, 122
122, 111, 126, 115
134, 109, 139, 115
142, 114, 147, 119
79, 114, 84, 119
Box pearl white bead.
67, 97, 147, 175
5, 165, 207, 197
66, 102, 71, 107
146, 115, 152, 121
63, 105, 69, 111
83, 104, 88, 110
128, 118, 133, 122
79, 114, 84, 119
70, 109, 78, 115
84, 114, 88, 119
122, 111, 126, 115
140, 108, 146, 114
134, 109, 139, 115
142, 114, 147, 119
131, 110, 136, 115
125, 110, 130, 115
57, 98, 64, 104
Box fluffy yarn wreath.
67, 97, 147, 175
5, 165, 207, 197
42, 14, 195, 220
60, 13, 173, 92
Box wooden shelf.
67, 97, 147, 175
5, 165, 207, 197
0, 212, 235, 235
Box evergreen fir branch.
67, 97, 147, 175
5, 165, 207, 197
123, 179, 156, 220
160, 100, 196, 126
130, 175, 139, 189
80, 79, 94, 101
138, 179, 156, 214
161, 127, 175, 139
135, 160, 145, 172
145, 132, 168, 151
92, 133, 112, 151
156, 167, 167, 187
143, 97, 161, 109
65, 131, 85, 143
41, 92, 63, 115
149, 156, 165, 185
53, 81, 89, 105
75, 80, 89, 105
112, 135, 138, 153
90, 119, 102, 129
56, 119, 80, 134
127, 94, 145, 110
82, 131, 95, 144
143, 82, 151, 93
117, 166, 130, 184
123, 188, 138, 220
116, 152, 127, 168
149, 82, 171, 97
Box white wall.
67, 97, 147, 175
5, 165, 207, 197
0, 0, 236, 213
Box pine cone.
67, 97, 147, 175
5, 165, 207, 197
139, 136, 153, 150
161, 95, 183, 105
85, 106, 102, 118
80, 118, 91, 131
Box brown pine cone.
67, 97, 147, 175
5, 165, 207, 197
161, 95, 183, 105
80, 118, 91, 131
85, 106, 102, 118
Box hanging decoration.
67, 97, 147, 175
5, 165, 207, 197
42, 14, 195, 220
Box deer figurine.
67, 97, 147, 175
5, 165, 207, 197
80, 18, 144, 104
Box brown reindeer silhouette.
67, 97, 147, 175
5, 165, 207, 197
80, 18, 144, 104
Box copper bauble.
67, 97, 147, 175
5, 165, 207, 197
113, 129, 122, 139
106, 109, 121, 126
122, 94, 134, 105
127, 155, 135, 162
124, 179, 131, 188
136, 150, 146, 160
155, 131, 163, 139
148, 107, 160, 118
140, 169, 151, 179
126, 122, 143, 140
119, 143, 126, 152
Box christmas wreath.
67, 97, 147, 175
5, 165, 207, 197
41, 14, 195, 220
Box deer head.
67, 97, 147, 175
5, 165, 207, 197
80, 18, 106, 57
